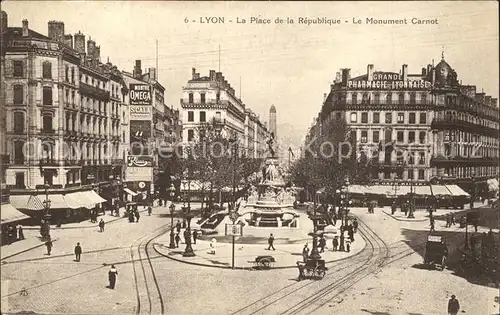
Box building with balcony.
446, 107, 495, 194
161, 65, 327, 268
1, 14, 126, 221
310, 54, 499, 198
180, 68, 269, 158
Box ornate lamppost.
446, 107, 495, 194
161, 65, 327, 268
43, 182, 52, 221
308, 184, 321, 260
169, 187, 176, 249
407, 173, 415, 219
182, 167, 195, 257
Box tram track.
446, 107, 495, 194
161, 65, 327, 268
130, 224, 170, 315
231, 217, 389, 315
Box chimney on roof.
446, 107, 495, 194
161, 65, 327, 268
492, 98, 498, 108
133, 60, 142, 79
341, 69, 351, 84
421, 67, 426, 76
323, 93, 328, 102
192, 67, 196, 80
402, 64, 408, 80
48, 21, 64, 42
209, 70, 216, 81
87, 38, 95, 60
149, 67, 156, 81
0, 11, 7, 34
74, 31, 85, 54
63, 34, 73, 48
22, 19, 28, 37
367, 64, 374, 81
95, 45, 100, 62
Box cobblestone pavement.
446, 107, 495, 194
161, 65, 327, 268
2, 206, 498, 315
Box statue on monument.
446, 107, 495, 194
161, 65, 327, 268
266, 132, 276, 159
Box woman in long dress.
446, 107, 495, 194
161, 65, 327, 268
108, 265, 118, 289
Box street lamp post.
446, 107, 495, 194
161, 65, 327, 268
344, 178, 350, 227
182, 167, 195, 257
42, 183, 52, 221
169, 189, 176, 249
309, 185, 321, 260
407, 175, 415, 219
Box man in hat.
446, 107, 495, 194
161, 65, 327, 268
447, 294, 460, 315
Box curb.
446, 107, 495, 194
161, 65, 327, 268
1, 238, 59, 261
153, 237, 368, 270
22, 209, 148, 230
381, 210, 428, 222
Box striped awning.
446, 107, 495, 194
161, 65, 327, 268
123, 188, 138, 196
431, 185, 452, 196
445, 184, 470, 197
10, 195, 45, 211
394, 186, 412, 196
1, 203, 30, 224
487, 179, 499, 192
80, 190, 106, 204
348, 185, 369, 195
365, 185, 394, 196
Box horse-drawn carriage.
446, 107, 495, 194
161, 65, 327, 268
297, 259, 328, 280
423, 234, 448, 270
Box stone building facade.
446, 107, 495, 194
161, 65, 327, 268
180, 68, 269, 158
308, 55, 499, 196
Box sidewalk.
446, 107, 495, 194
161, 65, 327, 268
1, 229, 59, 260
153, 230, 366, 269
381, 201, 490, 222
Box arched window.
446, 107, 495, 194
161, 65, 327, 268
13, 111, 25, 134
351, 92, 357, 105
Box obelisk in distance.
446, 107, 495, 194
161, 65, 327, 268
269, 105, 277, 152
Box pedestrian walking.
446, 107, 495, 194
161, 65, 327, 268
302, 243, 309, 262
352, 218, 358, 233
210, 238, 217, 255
430, 220, 435, 232
445, 214, 451, 228
447, 295, 460, 315
108, 265, 118, 289
148, 206, 152, 216
345, 238, 351, 252
18, 225, 24, 240
332, 236, 338, 251
99, 219, 105, 232
339, 234, 345, 251
391, 202, 397, 215
176, 220, 181, 233
192, 229, 197, 244
451, 213, 456, 225
267, 233, 275, 251
332, 214, 337, 226
175, 233, 181, 248
348, 227, 354, 242
74, 242, 82, 262
7, 225, 13, 245
473, 221, 478, 232
319, 237, 326, 253
45, 237, 53, 255
183, 228, 191, 245
135, 211, 140, 223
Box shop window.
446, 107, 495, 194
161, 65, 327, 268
15, 172, 25, 189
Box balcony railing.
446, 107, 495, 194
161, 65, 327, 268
39, 158, 59, 166
79, 82, 110, 101
40, 129, 55, 135
431, 118, 498, 137
111, 159, 124, 165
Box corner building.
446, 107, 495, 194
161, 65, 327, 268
317, 56, 499, 197
2, 15, 127, 221
180, 68, 269, 158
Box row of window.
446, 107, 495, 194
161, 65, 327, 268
345, 91, 429, 105
12, 85, 53, 105
374, 169, 427, 180
437, 111, 499, 130
358, 130, 427, 144
444, 166, 498, 178
12, 112, 53, 133
187, 92, 220, 104
349, 111, 427, 124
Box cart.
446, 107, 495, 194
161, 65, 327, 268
423, 234, 448, 271
297, 259, 328, 280
249, 255, 275, 270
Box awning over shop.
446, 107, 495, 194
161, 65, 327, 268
414, 186, 432, 196
394, 186, 412, 196
10, 195, 45, 211
87, 190, 107, 204
445, 184, 470, 197
487, 179, 499, 192
64, 192, 94, 210
180, 180, 205, 191
44, 194, 68, 209
1, 203, 30, 224
123, 188, 138, 196
431, 185, 452, 197
348, 185, 369, 195
365, 185, 394, 196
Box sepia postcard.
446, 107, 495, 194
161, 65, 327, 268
0, 1, 498, 314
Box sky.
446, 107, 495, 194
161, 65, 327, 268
3, 1, 499, 137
